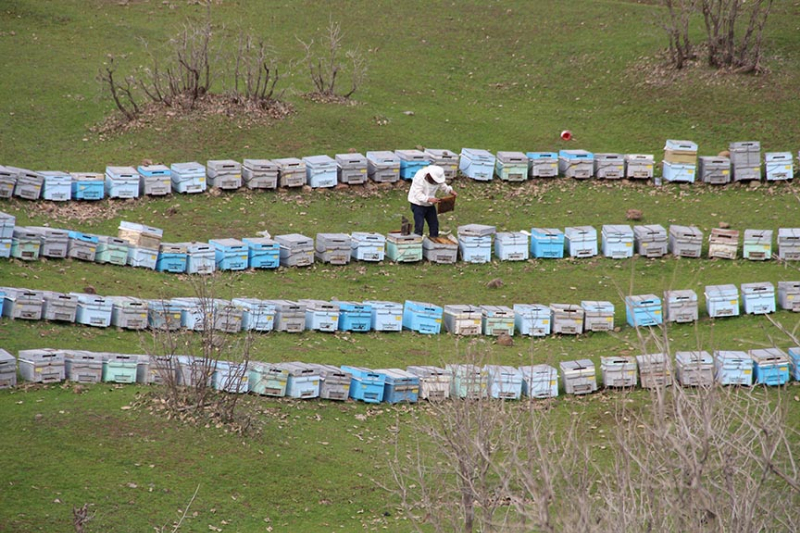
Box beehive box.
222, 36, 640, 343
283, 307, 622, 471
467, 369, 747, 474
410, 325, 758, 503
704, 284, 740, 318
446, 364, 488, 399
765, 152, 793, 181
299, 299, 341, 333
315, 233, 352, 265
67, 231, 98, 262
39, 171, 72, 201
749, 348, 789, 386
668, 225, 703, 258
102, 354, 139, 384
2, 288, 44, 320
211, 361, 249, 394
211, 299, 243, 333
698, 156, 731, 185
443, 304, 482, 336
729, 141, 761, 182
340, 365, 385, 403
789, 347, 800, 382
184, 242, 216, 274
484, 365, 523, 399
174, 356, 214, 388
155, 242, 187, 273
11, 228, 41, 261
406, 365, 451, 400
601, 224, 633, 259
206, 159, 242, 190
633, 225, 667, 258
137, 164, 172, 196
526, 151, 558, 178
337, 301, 372, 332
741, 282, 775, 315
118, 221, 163, 250
376, 368, 420, 404
402, 300, 443, 334
0, 166, 16, 198
559, 359, 597, 395
625, 294, 662, 327
70, 172, 105, 200
104, 166, 140, 199
241, 237, 279, 269
0, 211, 15, 240
519, 365, 558, 399
708, 228, 739, 260
146, 299, 183, 331
275, 233, 315, 267
303, 154, 338, 188
594, 153, 624, 179
664, 289, 698, 323
10, 167, 43, 200
662, 161, 696, 183
210, 238, 249, 271
386, 232, 423, 263
636, 352, 672, 388
580, 300, 614, 332
0, 238, 10, 259
494, 232, 529, 261
365, 151, 400, 183
424, 148, 459, 180
550, 303, 584, 335
275, 362, 320, 399
494, 151, 528, 181
263, 299, 306, 332
601, 356, 637, 388
458, 224, 495, 263
109, 296, 149, 330
350, 232, 385, 262
624, 154, 654, 179
743, 229, 772, 261
273, 157, 306, 188
127, 246, 158, 270
231, 298, 275, 331
422, 235, 458, 264
675, 351, 714, 387
530, 227, 565, 258
480, 305, 515, 336
72, 293, 112, 327
564, 226, 598, 258
713, 350, 753, 386
395, 149, 432, 180
363, 300, 403, 332
18, 349, 65, 383
95, 236, 129, 266
778, 281, 800, 312
558, 149, 594, 179
663, 139, 697, 164
305, 363, 351, 400
459, 148, 495, 181
170, 297, 213, 331
22, 227, 67, 259
170, 162, 206, 194
513, 303, 551, 336
41, 291, 78, 323
248, 362, 288, 397
242, 159, 279, 189
335, 153, 368, 185
0, 348, 16, 388
778, 228, 800, 260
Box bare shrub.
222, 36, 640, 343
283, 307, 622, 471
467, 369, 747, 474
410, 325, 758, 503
297, 18, 367, 100
661, 0, 698, 70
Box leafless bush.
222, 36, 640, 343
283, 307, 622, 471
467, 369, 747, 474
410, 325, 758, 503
229, 34, 283, 109
297, 18, 367, 100
97, 56, 140, 121
661, 0, 697, 69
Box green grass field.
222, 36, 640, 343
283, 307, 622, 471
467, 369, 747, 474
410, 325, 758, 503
2, 1, 800, 531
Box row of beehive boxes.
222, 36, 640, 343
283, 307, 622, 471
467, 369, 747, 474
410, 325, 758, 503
3, 284, 799, 337
4, 215, 800, 267
3, 348, 797, 400
1, 143, 795, 202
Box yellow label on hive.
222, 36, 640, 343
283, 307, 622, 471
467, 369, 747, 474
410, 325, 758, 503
626, 242, 632, 247
744, 370, 751, 374
606, 317, 613, 321
730, 300, 737, 305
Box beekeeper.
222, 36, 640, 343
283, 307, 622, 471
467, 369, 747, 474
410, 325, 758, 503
407, 165, 457, 237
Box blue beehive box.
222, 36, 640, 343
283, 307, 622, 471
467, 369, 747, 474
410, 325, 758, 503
519, 364, 558, 399
749, 348, 790, 386
154, 243, 186, 273
70, 172, 105, 200
564, 226, 598, 258
363, 300, 403, 332
102, 354, 138, 384
662, 161, 696, 183
137, 164, 172, 196
495, 151, 528, 181
395, 149, 432, 180
484, 365, 523, 399
170, 162, 206, 194
351, 232, 385, 262
299, 299, 339, 332
39, 171, 72, 201
210, 238, 249, 271
376, 368, 420, 404
458, 224, 495, 263
513, 303, 551, 336
459, 148, 495, 181
625, 294, 662, 327
494, 232, 529, 261
67, 231, 99, 262
743, 229, 772, 261
601, 225, 634, 259
212, 361, 249, 394
303, 154, 337, 188
526, 152, 558, 178
530, 227, 564, 258
386, 232, 423, 263
366, 151, 400, 183
558, 149, 594, 179
713, 350, 753, 386
741, 282, 775, 315
232, 298, 275, 331
337, 301, 372, 332
127, 246, 158, 270
275, 362, 320, 399
446, 364, 488, 399
789, 346, 800, 381
705, 284, 740, 318
248, 362, 288, 397
765, 152, 793, 181
184, 242, 216, 274
402, 300, 443, 334
341, 365, 385, 403
71, 293, 112, 327
242, 237, 279, 269
105, 166, 140, 199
